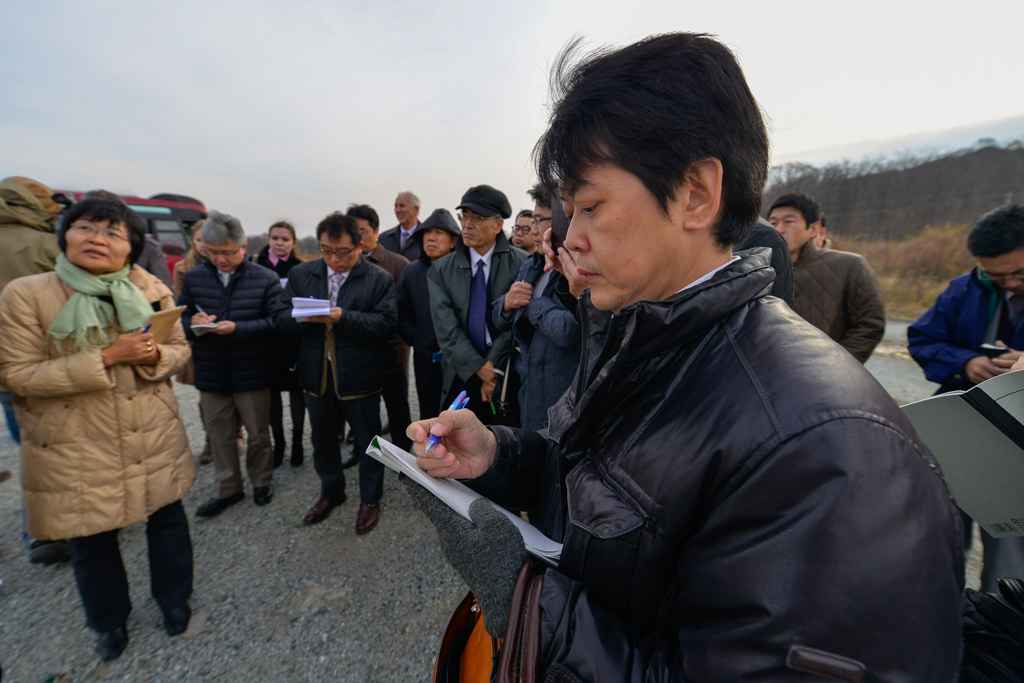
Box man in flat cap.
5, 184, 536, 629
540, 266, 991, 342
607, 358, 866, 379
427, 185, 528, 424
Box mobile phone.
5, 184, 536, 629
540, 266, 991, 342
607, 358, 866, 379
980, 343, 1007, 359
550, 195, 569, 254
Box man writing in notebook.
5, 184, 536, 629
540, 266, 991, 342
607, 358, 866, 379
403, 33, 963, 681
910, 203, 1024, 592
276, 213, 397, 534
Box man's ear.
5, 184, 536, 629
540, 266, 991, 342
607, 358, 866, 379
808, 221, 822, 237
678, 158, 723, 233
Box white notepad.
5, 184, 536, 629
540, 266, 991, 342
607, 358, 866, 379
366, 436, 563, 564
189, 322, 219, 337
902, 369, 1024, 537
291, 297, 332, 318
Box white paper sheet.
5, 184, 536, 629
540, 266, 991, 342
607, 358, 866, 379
366, 436, 562, 563
291, 297, 332, 318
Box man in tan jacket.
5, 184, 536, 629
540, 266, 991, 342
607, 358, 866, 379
769, 193, 885, 363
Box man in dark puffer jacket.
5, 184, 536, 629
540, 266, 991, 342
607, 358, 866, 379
403, 34, 964, 682
179, 211, 281, 517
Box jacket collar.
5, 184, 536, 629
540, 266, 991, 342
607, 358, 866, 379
366, 243, 389, 265
319, 255, 368, 281
796, 239, 821, 265
454, 231, 513, 269
549, 249, 776, 446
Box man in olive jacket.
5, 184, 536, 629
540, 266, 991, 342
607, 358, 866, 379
768, 192, 885, 362
428, 185, 528, 423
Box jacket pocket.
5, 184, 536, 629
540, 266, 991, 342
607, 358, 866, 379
563, 458, 646, 623
151, 382, 180, 417
566, 458, 644, 539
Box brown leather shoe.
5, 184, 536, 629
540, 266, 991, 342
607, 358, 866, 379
199, 441, 213, 465
355, 502, 380, 535
302, 494, 346, 526
0, 470, 12, 484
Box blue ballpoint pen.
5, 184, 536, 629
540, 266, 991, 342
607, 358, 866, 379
423, 391, 469, 454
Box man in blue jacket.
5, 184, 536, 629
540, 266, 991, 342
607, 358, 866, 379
492, 185, 581, 431
179, 211, 281, 517
909, 203, 1024, 590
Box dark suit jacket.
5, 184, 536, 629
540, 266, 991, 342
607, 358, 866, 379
379, 223, 422, 262
365, 243, 410, 374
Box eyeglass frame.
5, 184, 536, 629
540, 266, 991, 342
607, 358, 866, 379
531, 215, 552, 227
206, 247, 242, 257
979, 266, 1024, 284
458, 212, 499, 227
510, 224, 532, 234
67, 221, 130, 243
319, 243, 358, 258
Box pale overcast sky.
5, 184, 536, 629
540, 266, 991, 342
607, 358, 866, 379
3, 0, 1023, 236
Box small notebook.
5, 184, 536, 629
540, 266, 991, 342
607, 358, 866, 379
146, 306, 186, 344
901, 369, 1024, 537
189, 322, 219, 336
291, 297, 331, 319
366, 436, 563, 564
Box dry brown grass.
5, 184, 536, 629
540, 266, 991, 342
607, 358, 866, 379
831, 224, 975, 319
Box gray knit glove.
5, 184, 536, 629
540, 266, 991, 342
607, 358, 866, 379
401, 475, 526, 638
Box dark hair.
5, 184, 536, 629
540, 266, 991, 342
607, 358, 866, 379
767, 193, 824, 227
59, 196, 147, 264
316, 212, 362, 245
968, 204, 1024, 258
346, 204, 379, 231
535, 33, 769, 248
528, 183, 552, 210
516, 209, 533, 221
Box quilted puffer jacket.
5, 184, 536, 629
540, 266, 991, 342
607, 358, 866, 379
470, 249, 964, 681
792, 240, 885, 362
178, 260, 281, 394
0, 267, 195, 540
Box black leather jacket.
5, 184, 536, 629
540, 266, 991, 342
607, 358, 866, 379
471, 250, 964, 681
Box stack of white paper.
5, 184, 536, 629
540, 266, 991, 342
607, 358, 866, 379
291, 297, 332, 318
190, 322, 219, 337
366, 436, 563, 564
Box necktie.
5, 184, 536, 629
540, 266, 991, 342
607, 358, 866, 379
468, 261, 488, 355
329, 272, 342, 305
400, 231, 409, 251
1010, 295, 1024, 327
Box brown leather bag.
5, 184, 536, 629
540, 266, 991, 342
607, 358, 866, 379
433, 560, 546, 683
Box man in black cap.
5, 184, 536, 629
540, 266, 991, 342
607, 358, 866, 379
427, 185, 528, 424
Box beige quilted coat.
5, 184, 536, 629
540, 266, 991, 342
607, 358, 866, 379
0, 267, 196, 540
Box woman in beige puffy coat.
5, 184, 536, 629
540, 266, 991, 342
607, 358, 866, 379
0, 196, 196, 662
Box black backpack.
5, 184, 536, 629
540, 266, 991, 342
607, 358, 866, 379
963, 578, 1024, 682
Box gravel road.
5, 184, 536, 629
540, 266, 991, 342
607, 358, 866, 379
0, 321, 977, 681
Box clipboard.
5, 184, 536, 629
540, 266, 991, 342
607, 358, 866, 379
146, 306, 186, 344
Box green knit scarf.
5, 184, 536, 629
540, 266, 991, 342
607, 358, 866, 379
47, 253, 153, 358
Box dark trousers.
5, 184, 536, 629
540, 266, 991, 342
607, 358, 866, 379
414, 357, 444, 420
962, 509, 1024, 592
446, 370, 521, 428
381, 371, 412, 452
305, 375, 384, 504
69, 500, 192, 633
270, 388, 305, 446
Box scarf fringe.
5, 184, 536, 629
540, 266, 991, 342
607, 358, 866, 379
45, 326, 114, 360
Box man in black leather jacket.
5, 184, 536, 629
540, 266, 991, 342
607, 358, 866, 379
405, 33, 964, 681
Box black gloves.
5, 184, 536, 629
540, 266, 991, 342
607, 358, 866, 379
401, 475, 526, 638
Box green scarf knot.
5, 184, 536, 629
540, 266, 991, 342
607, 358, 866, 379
47, 253, 154, 358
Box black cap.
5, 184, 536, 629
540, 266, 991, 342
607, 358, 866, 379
456, 185, 512, 219
416, 208, 461, 238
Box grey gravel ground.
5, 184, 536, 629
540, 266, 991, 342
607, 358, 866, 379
0, 371, 467, 682
0, 321, 981, 680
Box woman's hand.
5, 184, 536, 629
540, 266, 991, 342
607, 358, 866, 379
407, 409, 498, 479
102, 331, 160, 367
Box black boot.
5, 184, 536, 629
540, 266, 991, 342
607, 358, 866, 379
290, 436, 303, 467
272, 438, 285, 469
96, 626, 128, 661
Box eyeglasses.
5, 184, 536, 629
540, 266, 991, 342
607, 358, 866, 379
981, 267, 1024, 284
511, 225, 532, 234
458, 212, 496, 227
531, 216, 552, 227
69, 223, 129, 242
319, 244, 357, 258
207, 247, 241, 257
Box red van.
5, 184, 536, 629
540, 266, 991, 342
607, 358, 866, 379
55, 191, 207, 273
